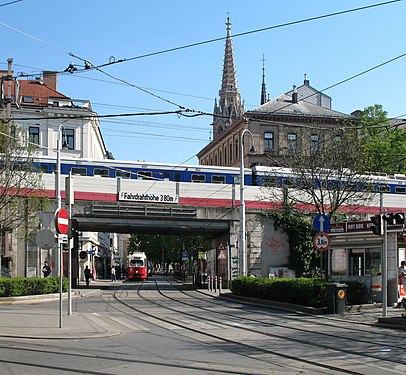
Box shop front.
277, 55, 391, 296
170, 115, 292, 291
329, 220, 404, 305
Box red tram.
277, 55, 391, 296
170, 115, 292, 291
127, 252, 148, 281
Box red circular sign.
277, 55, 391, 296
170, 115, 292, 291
55, 208, 69, 234
313, 232, 331, 252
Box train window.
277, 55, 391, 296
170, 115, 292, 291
174, 172, 181, 182
162, 172, 170, 181
94, 168, 109, 177
116, 170, 131, 179
377, 185, 390, 193
191, 174, 205, 183
71, 167, 87, 176
137, 171, 153, 180
395, 186, 406, 194
263, 177, 278, 187
130, 259, 144, 267
212, 175, 226, 184
37, 164, 49, 173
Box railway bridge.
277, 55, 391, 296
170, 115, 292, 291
39, 173, 281, 278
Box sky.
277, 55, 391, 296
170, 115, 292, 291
1, 0, 405, 164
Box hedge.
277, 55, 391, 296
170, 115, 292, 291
230, 277, 372, 308
230, 277, 327, 308
0, 276, 68, 297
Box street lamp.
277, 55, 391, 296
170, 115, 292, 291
56, 125, 68, 327
239, 128, 256, 276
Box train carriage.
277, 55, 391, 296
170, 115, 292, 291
127, 252, 148, 281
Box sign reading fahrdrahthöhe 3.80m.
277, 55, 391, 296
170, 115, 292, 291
118, 191, 179, 204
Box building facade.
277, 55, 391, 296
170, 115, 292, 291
0, 67, 125, 279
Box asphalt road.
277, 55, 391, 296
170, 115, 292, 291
0, 276, 405, 375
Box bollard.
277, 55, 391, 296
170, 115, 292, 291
214, 276, 217, 293
208, 276, 211, 291
219, 276, 222, 294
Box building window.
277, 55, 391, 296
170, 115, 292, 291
23, 96, 34, 103
235, 139, 239, 160
264, 132, 274, 150
28, 126, 40, 146
63, 128, 75, 150
229, 143, 233, 162
310, 134, 319, 153
287, 133, 297, 151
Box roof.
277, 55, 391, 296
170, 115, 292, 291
249, 92, 350, 119
15, 79, 69, 106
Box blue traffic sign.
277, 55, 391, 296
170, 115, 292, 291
313, 214, 331, 232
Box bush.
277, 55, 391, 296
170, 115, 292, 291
0, 277, 68, 297
230, 277, 326, 308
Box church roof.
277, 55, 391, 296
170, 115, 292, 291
249, 92, 349, 118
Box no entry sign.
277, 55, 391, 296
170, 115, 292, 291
55, 208, 69, 234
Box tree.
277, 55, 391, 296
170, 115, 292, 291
0, 120, 47, 255
264, 121, 376, 220
358, 104, 406, 174
127, 233, 210, 266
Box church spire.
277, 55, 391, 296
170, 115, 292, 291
213, 17, 244, 140
260, 55, 267, 105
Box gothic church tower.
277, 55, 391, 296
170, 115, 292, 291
212, 18, 244, 140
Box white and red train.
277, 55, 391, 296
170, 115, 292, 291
126, 252, 148, 281
14, 155, 406, 213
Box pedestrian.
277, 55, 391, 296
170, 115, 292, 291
399, 261, 406, 283
42, 261, 51, 277
84, 265, 91, 286
111, 265, 116, 282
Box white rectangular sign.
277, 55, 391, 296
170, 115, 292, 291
118, 191, 179, 204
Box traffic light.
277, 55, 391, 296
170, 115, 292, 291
393, 213, 405, 224
68, 219, 80, 250
370, 215, 382, 235
382, 212, 405, 226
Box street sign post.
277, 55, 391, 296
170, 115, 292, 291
313, 232, 331, 252
313, 214, 331, 233
55, 208, 69, 235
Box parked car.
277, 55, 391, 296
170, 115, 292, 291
1, 267, 11, 278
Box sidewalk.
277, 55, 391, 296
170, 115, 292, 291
0, 279, 122, 339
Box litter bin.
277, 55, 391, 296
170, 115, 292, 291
326, 283, 348, 314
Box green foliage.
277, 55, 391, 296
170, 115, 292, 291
230, 277, 326, 308
0, 277, 68, 297
358, 104, 406, 174
266, 211, 320, 277
128, 234, 211, 264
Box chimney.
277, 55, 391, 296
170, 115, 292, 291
292, 85, 298, 103
304, 73, 310, 86
43, 71, 57, 90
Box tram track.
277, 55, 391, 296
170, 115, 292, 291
109, 278, 404, 374
163, 278, 404, 348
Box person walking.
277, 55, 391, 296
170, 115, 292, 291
42, 261, 51, 277
84, 265, 92, 286
111, 265, 116, 282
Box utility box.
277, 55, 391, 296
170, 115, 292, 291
326, 283, 348, 314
